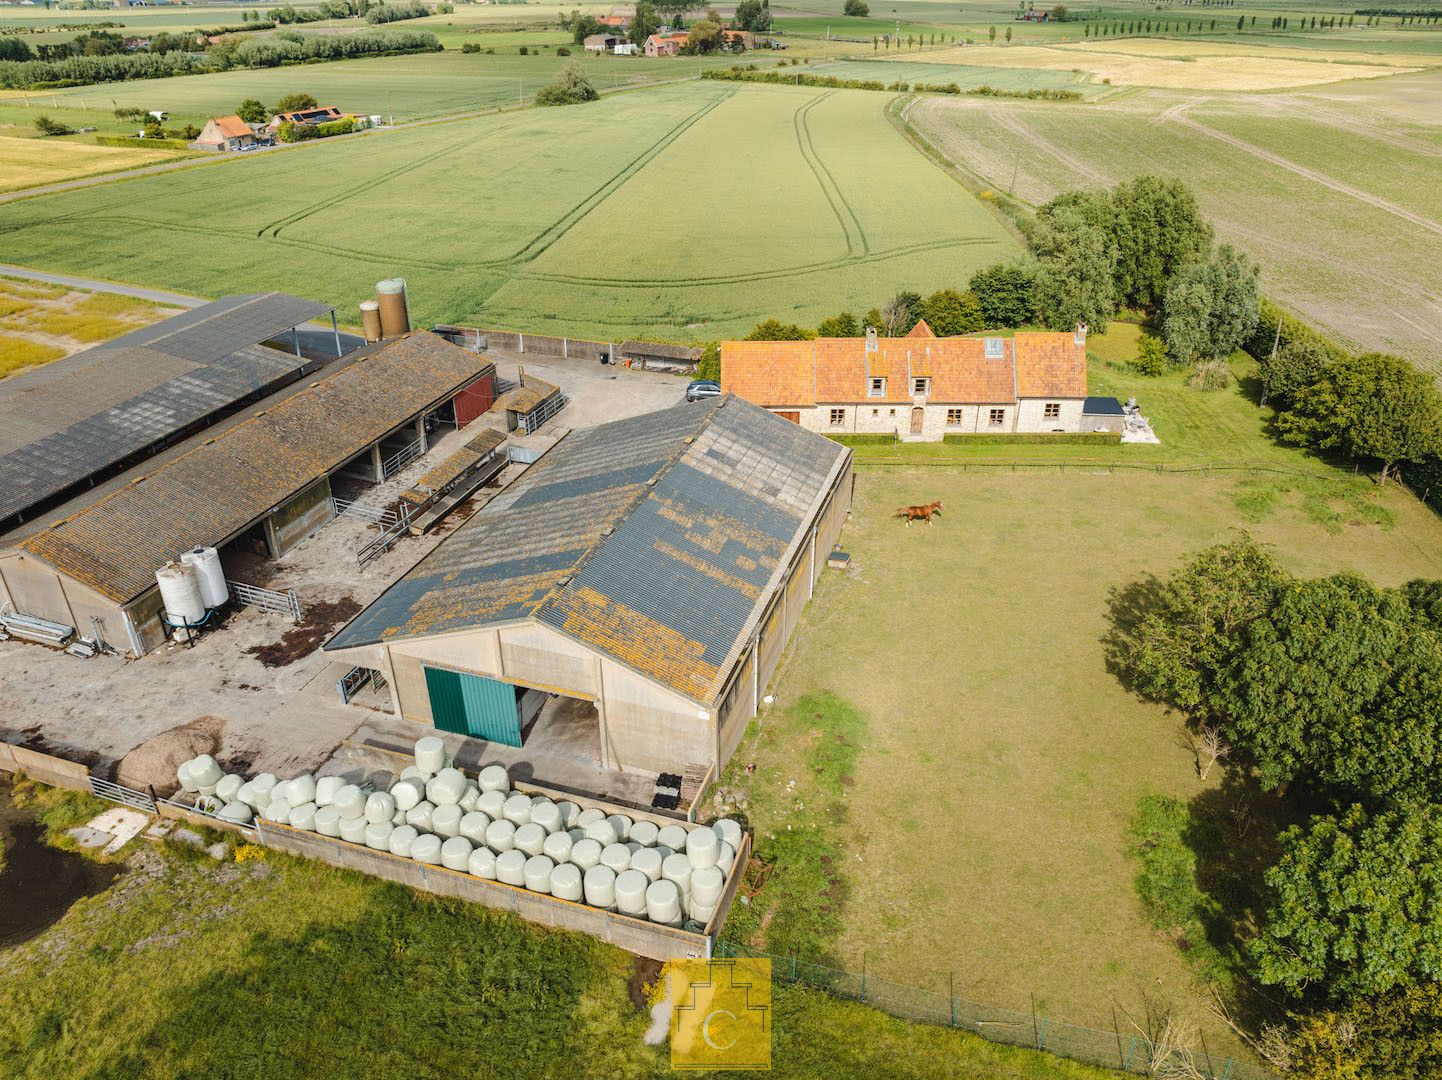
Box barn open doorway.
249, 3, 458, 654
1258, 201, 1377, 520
421, 667, 601, 767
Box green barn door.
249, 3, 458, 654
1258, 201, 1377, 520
423, 666, 522, 746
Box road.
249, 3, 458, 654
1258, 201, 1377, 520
0, 265, 204, 307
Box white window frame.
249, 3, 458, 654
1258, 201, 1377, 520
988, 408, 1006, 428
912, 377, 930, 396
828, 408, 846, 427
945, 408, 964, 427
868, 377, 886, 398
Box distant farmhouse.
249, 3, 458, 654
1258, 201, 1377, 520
584, 32, 622, 52
644, 30, 688, 56
723, 322, 1119, 439
196, 115, 259, 152
268, 105, 350, 131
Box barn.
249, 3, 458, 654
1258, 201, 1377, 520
0, 330, 496, 655
325, 395, 853, 785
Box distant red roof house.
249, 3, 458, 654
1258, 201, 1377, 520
597, 14, 630, 28
268, 105, 346, 130
721, 326, 1092, 439
644, 30, 688, 56
196, 114, 259, 152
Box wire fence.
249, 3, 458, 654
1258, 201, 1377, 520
716, 941, 1272, 1080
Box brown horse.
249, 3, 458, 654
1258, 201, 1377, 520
895, 500, 943, 527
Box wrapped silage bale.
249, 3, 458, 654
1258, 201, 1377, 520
568, 827, 587, 844
686, 827, 719, 871
249, 774, 279, 809
601, 843, 631, 875
285, 774, 317, 807
365, 791, 396, 824
570, 838, 602, 871
542, 831, 573, 864
441, 836, 473, 871
194, 794, 223, 814
630, 846, 663, 884
583, 864, 616, 909
431, 804, 462, 839
712, 818, 744, 850
524, 854, 555, 893
314, 775, 342, 808
411, 834, 443, 865
645, 879, 683, 926
459, 811, 491, 845
495, 849, 527, 886
662, 853, 693, 899
575, 807, 606, 830
235, 779, 268, 811
459, 782, 481, 813
191, 755, 223, 791
615, 869, 649, 916
263, 796, 292, 823
389, 824, 419, 857
426, 768, 467, 807
477, 764, 509, 793
716, 841, 737, 876
400, 765, 424, 781
690, 866, 725, 908
550, 862, 583, 901
215, 774, 244, 804
414, 736, 447, 775
365, 821, 394, 851
584, 819, 619, 847
289, 802, 318, 831
502, 794, 532, 826
391, 777, 426, 813
688, 900, 717, 927
607, 814, 632, 841
391, 810, 405, 827
514, 823, 546, 857
333, 784, 366, 820
557, 801, 582, 830
530, 800, 561, 834
340, 816, 368, 845
477, 790, 506, 820
176, 758, 200, 793
218, 801, 253, 824
468, 846, 497, 879
629, 820, 659, 848
657, 824, 688, 851
485, 819, 516, 852
315, 806, 343, 837
405, 801, 435, 833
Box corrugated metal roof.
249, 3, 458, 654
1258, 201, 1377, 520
327, 396, 849, 704
0, 293, 333, 522
17, 331, 493, 606
493, 372, 559, 415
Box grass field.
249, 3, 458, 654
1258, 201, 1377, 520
0, 276, 179, 378
902, 68, 1442, 369
805, 57, 1108, 95
0, 82, 1021, 340
0, 783, 1117, 1079
718, 398, 1442, 1063
0, 133, 190, 193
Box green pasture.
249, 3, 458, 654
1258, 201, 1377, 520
722, 376, 1442, 1062
806, 56, 1104, 93
0, 82, 1021, 340
902, 84, 1442, 370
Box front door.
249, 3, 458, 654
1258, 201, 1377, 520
423, 666, 523, 746
910, 407, 924, 434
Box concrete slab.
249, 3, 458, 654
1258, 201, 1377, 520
69, 807, 151, 855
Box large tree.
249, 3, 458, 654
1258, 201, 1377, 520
967, 263, 1036, 328
733, 0, 771, 30
1161, 244, 1259, 364
1029, 204, 1116, 332
1251, 804, 1442, 1001
1279, 352, 1442, 485
1106, 533, 1286, 718
1221, 573, 1442, 802
628, 1, 661, 45
1110, 175, 1213, 311
1258, 336, 1330, 409
918, 289, 984, 337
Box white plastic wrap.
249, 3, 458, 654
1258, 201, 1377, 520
391, 810, 406, 826
263, 796, 292, 823
426, 768, 467, 807
390, 777, 426, 813
285, 774, 316, 807
615, 869, 649, 915
712, 818, 744, 850
431, 804, 462, 839
570, 837, 603, 871
217, 801, 253, 824
542, 831, 573, 864
365, 791, 396, 824
530, 800, 562, 834
662, 853, 693, 898
404, 800, 435, 832
250, 773, 278, 804
630, 846, 663, 883
388, 824, 419, 857
459, 782, 480, 813
690, 866, 724, 907
685, 826, 720, 870
485, 819, 516, 852
607, 814, 632, 841
314, 775, 343, 808
477, 790, 507, 820
339, 815, 368, 844
524, 854, 555, 893
716, 840, 737, 876
365, 821, 394, 850
333, 784, 366, 820
628, 820, 660, 848
550, 862, 583, 901
441, 836, 473, 871
191, 755, 223, 789
584, 819, 619, 847
576, 807, 606, 830
288, 802, 318, 831
314, 806, 343, 837
495, 849, 527, 886
514, 823, 546, 857
414, 736, 447, 774
583, 864, 616, 908
502, 794, 533, 826
459, 811, 491, 845
557, 801, 582, 829
215, 774, 243, 804
657, 824, 688, 851
468, 845, 497, 879
644, 879, 682, 925
477, 764, 510, 793
410, 833, 443, 865
176, 758, 199, 793
601, 843, 631, 874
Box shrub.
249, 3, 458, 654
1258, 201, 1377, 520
534, 60, 597, 105
942, 431, 1123, 445
461, 42, 479, 53
826, 433, 896, 445
695, 343, 720, 381
518, 44, 529, 54
555, 45, 571, 55
843, 0, 870, 13
33, 114, 73, 136
1132, 332, 1169, 376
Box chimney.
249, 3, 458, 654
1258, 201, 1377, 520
1075, 322, 1088, 348
865, 326, 878, 354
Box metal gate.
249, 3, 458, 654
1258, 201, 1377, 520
226, 580, 302, 621
520, 391, 568, 434
90, 776, 157, 813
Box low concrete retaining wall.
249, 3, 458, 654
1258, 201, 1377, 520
0, 743, 92, 792
432, 326, 699, 373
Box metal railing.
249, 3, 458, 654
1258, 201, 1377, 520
355, 508, 413, 568
89, 775, 157, 813
226, 579, 302, 622
329, 496, 400, 527
381, 436, 425, 479
336, 664, 388, 704
520, 391, 568, 434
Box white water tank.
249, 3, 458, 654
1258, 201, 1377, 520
156, 561, 205, 625
180, 546, 228, 608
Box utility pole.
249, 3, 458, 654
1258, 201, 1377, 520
387, 90, 394, 126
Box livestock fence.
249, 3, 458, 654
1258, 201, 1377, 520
715, 942, 1273, 1080
225, 579, 302, 622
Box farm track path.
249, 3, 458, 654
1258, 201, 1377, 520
0, 264, 202, 306
1167, 105, 1442, 239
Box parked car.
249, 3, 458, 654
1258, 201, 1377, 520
685, 379, 721, 402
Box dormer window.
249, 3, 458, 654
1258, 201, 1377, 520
984, 337, 1004, 359
868, 377, 886, 397
912, 377, 929, 396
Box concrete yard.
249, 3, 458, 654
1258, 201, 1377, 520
0, 353, 690, 792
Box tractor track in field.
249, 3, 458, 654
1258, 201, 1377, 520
991, 109, 1112, 189
793, 91, 869, 259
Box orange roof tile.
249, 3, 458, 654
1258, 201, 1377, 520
209, 115, 253, 139
907, 319, 935, 338
721, 340, 816, 407
1015, 331, 1087, 398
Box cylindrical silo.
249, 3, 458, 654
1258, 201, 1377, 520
360, 300, 382, 343
376, 278, 410, 338
156, 561, 205, 625
180, 546, 228, 608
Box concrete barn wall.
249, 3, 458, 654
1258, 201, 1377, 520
1016, 397, 1085, 433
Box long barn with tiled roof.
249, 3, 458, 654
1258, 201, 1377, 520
722, 323, 1093, 440
326, 395, 852, 779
